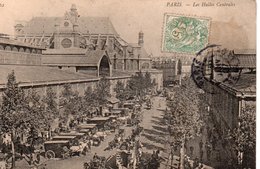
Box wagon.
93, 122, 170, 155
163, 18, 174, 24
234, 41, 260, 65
53, 135, 88, 156
43, 140, 70, 159
59, 132, 85, 139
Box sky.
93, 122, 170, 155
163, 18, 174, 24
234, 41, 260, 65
0, 0, 256, 56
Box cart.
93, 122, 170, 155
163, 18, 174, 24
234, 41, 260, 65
43, 140, 70, 159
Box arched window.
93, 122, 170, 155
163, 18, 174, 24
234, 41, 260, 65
141, 63, 150, 69
25, 48, 31, 53
5, 46, 11, 51
12, 47, 18, 52
19, 47, 25, 52
99, 55, 110, 77
113, 55, 117, 69
32, 49, 37, 54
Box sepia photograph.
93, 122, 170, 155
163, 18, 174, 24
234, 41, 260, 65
0, 0, 256, 169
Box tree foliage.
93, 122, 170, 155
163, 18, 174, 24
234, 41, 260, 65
0, 71, 53, 166
0, 71, 26, 132
166, 77, 203, 143
166, 77, 203, 169
59, 83, 90, 123
125, 71, 155, 101
114, 80, 127, 102
42, 87, 58, 117
93, 77, 111, 106
227, 104, 256, 167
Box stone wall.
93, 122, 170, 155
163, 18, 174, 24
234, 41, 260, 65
204, 80, 255, 134
0, 50, 41, 65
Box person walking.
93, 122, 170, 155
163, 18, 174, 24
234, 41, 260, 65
205, 141, 212, 161
189, 146, 194, 157
199, 149, 204, 162
199, 140, 203, 150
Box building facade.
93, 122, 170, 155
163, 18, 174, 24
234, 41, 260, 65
203, 49, 256, 133
14, 4, 152, 72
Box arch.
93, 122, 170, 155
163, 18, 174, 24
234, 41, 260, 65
113, 54, 117, 69
0, 45, 4, 50
19, 47, 25, 52
141, 62, 150, 69
12, 46, 18, 52
37, 49, 42, 54
5, 45, 11, 51
99, 55, 111, 77
32, 49, 37, 54
25, 48, 31, 53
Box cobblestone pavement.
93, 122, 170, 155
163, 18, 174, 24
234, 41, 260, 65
138, 96, 169, 169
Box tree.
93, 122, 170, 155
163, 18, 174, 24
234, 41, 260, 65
114, 80, 127, 102
166, 77, 203, 169
0, 71, 53, 167
23, 89, 52, 165
84, 86, 97, 107
126, 71, 152, 101
227, 104, 256, 168
59, 84, 85, 122
0, 71, 27, 168
42, 87, 58, 117
94, 77, 111, 106
144, 71, 153, 89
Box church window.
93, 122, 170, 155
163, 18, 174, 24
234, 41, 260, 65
61, 38, 72, 48
64, 22, 69, 27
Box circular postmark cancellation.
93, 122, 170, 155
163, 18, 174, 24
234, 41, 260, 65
162, 14, 211, 54
191, 44, 242, 93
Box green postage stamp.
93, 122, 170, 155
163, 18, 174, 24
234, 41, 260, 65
162, 14, 211, 54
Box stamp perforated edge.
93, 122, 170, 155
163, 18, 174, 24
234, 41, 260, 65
161, 13, 212, 55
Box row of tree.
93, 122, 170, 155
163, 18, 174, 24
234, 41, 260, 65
0, 71, 156, 167
166, 77, 203, 169
0, 71, 111, 167
166, 77, 256, 169
114, 71, 156, 103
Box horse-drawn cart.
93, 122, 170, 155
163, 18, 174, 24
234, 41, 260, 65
43, 140, 70, 159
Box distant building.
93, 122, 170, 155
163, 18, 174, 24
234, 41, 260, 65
14, 4, 152, 72
204, 49, 256, 133
0, 4, 164, 98
152, 55, 193, 86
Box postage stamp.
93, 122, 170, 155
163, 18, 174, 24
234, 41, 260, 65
162, 14, 211, 54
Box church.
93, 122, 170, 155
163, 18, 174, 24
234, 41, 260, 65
14, 4, 152, 74
0, 4, 163, 98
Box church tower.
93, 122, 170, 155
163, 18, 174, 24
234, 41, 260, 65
54, 4, 81, 49
138, 31, 144, 47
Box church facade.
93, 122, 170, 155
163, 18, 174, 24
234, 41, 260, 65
14, 4, 152, 72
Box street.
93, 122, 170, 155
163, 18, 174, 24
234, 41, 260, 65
14, 96, 167, 169
13, 95, 230, 169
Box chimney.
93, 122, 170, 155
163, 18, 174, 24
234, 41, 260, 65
138, 31, 144, 47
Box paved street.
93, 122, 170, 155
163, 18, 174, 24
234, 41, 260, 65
14, 95, 228, 169
15, 126, 134, 169
139, 96, 168, 154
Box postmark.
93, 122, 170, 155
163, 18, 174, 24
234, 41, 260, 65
191, 45, 242, 93
162, 14, 211, 54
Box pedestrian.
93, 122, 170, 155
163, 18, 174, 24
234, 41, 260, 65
206, 143, 212, 161
93, 153, 98, 160
212, 137, 216, 150
200, 126, 204, 134
88, 140, 91, 151
200, 149, 204, 162
193, 157, 199, 169
189, 146, 194, 157
199, 140, 203, 150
